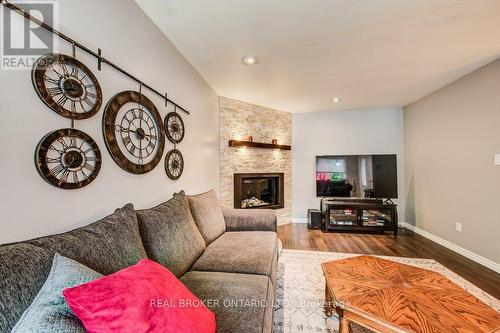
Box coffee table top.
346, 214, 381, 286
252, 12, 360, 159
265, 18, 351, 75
322, 255, 500, 333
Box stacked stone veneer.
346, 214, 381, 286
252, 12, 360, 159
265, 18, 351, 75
219, 97, 292, 225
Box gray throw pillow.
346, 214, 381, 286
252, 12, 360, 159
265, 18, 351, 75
11, 253, 103, 333
136, 191, 206, 277
188, 189, 226, 245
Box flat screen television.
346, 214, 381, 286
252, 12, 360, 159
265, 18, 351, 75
316, 154, 398, 198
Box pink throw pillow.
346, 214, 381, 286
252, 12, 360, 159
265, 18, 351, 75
63, 259, 216, 333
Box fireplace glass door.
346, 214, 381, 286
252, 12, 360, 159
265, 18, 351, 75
234, 173, 284, 209
241, 177, 277, 208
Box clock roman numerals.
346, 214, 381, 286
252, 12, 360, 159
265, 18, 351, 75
72, 171, 79, 183
50, 164, 65, 176
56, 95, 68, 107
44, 75, 59, 85
148, 141, 155, 150
48, 87, 62, 97
82, 162, 93, 171
57, 137, 69, 149
60, 169, 70, 183
127, 145, 136, 156
60, 63, 70, 77
47, 157, 61, 164
82, 96, 94, 107
122, 135, 131, 146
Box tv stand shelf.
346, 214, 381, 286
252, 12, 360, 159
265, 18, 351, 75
321, 198, 398, 235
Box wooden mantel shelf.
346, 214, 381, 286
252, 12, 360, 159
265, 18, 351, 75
228, 140, 291, 150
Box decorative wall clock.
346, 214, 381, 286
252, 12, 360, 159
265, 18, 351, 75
35, 128, 102, 189
103, 91, 165, 174
164, 112, 185, 144
165, 149, 184, 180
32, 53, 103, 120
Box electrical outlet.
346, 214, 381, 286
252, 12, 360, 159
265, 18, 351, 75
455, 222, 462, 232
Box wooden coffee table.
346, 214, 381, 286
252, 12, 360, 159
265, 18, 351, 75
321, 255, 500, 333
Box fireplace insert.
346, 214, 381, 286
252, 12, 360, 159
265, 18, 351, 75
234, 173, 284, 209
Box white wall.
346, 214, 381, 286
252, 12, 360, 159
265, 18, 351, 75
405, 58, 500, 265
292, 108, 404, 222
0, 0, 219, 244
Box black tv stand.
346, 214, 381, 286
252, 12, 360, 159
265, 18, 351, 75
320, 198, 398, 235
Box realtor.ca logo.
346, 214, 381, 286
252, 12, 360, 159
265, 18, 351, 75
1, 0, 59, 70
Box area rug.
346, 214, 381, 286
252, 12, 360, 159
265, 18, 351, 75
273, 249, 500, 333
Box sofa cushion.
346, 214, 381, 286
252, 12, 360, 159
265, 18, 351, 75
0, 243, 54, 332
222, 207, 277, 232
180, 271, 273, 333
136, 191, 206, 277
12, 254, 102, 333
26, 203, 147, 276
191, 231, 277, 279
188, 190, 226, 245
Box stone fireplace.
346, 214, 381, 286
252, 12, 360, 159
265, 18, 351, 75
219, 97, 292, 224
234, 173, 284, 209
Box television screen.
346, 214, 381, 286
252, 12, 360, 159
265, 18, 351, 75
316, 154, 398, 198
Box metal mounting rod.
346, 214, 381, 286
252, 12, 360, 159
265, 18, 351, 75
1, 0, 190, 115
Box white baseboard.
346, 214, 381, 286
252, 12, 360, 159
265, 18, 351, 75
292, 217, 308, 224
401, 222, 500, 274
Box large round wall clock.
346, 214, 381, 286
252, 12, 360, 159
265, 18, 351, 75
165, 149, 184, 180
32, 53, 103, 120
35, 128, 102, 189
103, 91, 165, 174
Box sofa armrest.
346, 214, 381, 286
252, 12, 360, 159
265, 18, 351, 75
222, 207, 277, 232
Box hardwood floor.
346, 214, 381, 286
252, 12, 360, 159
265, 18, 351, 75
278, 223, 500, 300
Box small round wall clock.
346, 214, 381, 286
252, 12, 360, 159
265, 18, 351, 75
32, 53, 103, 120
164, 112, 185, 144
103, 91, 165, 174
165, 149, 184, 180
35, 128, 102, 189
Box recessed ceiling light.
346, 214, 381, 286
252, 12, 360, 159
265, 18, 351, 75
332, 97, 342, 103
242, 56, 260, 65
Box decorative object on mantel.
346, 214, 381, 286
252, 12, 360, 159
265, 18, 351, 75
32, 53, 103, 120
35, 128, 102, 189
272, 139, 278, 145
246, 135, 253, 142
103, 90, 165, 175
228, 140, 291, 150
1, 1, 190, 115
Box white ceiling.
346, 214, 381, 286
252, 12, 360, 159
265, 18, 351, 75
136, 0, 500, 113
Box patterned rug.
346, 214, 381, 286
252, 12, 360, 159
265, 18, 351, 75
273, 249, 500, 333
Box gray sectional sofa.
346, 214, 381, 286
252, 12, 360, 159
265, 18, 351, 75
0, 190, 279, 333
